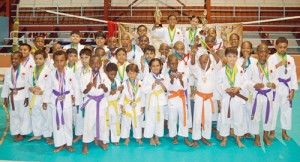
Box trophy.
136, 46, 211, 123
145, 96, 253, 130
154, 3, 162, 27
201, 9, 208, 25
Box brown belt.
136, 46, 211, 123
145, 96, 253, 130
227, 92, 248, 118
9, 87, 25, 111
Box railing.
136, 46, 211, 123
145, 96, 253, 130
11, 1, 300, 25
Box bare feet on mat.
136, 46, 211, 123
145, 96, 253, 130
54, 145, 65, 153
269, 130, 275, 139
155, 136, 161, 145
236, 137, 244, 148
28, 136, 42, 142
136, 139, 143, 145
220, 137, 227, 147
150, 138, 156, 146
193, 140, 199, 148
46, 137, 54, 145
184, 137, 193, 147
254, 135, 261, 147
172, 136, 178, 145
201, 138, 212, 146
82, 143, 88, 154
124, 138, 130, 146
73, 135, 82, 143
66, 146, 75, 152
98, 140, 108, 150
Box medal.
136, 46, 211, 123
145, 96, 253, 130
202, 77, 207, 83
58, 95, 65, 101
285, 69, 288, 74
127, 79, 139, 108
170, 43, 174, 48
13, 89, 18, 95
266, 82, 272, 88
155, 79, 161, 84
130, 101, 137, 108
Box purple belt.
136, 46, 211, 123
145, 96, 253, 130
251, 89, 271, 124
52, 90, 70, 130
81, 94, 105, 140
278, 77, 292, 108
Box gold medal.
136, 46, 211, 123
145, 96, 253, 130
58, 95, 65, 101
202, 77, 207, 83
13, 89, 18, 95
155, 79, 161, 84
170, 43, 174, 48
266, 82, 272, 88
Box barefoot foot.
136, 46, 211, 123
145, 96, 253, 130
73, 135, 82, 143
124, 138, 130, 146
28, 136, 42, 142
201, 138, 212, 146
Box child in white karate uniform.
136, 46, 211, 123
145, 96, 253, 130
165, 55, 193, 146
28, 50, 53, 144
48, 50, 78, 153
120, 63, 144, 145
218, 47, 247, 148
268, 37, 298, 140
2, 51, 31, 142
142, 58, 167, 146
80, 55, 110, 154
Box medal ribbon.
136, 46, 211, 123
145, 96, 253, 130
189, 28, 197, 44
117, 63, 126, 83
168, 26, 176, 44
33, 64, 45, 86
225, 64, 238, 86
11, 65, 20, 89
257, 61, 270, 82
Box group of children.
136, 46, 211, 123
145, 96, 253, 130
1, 14, 298, 154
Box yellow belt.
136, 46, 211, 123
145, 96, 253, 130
148, 89, 163, 121
108, 99, 120, 135
29, 94, 36, 115
123, 97, 141, 128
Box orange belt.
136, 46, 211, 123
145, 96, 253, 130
168, 90, 187, 127
196, 91, 214, 130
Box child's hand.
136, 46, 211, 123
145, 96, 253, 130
170, 73, 176, 80
217, 100, 221, 113
42, 103, 47, 110
225, 88, 232, 93
110, 89, 117, 95
35, 86, 41, 91
194, 35, 200, 45
232, 87, 241, 94
118, 85, 124, 92
280, 59, 287, 67
288, 90, 294, 101
190, 48, 198, 56
177, 72, 183, 80
24, 98, 29, 107
29, 87, 35, 93
141, 107, 145, 114
152, 82, 156, 89
71, 95, 75, 105
35, 90, 44, 95
209, 48, 216, 54
87, 82, 93, 89
121, 106, 126, 114
159, 81, 165, 87
3, 98, 8, 108
99, 84, 108, 92
253, 83, 264, 89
